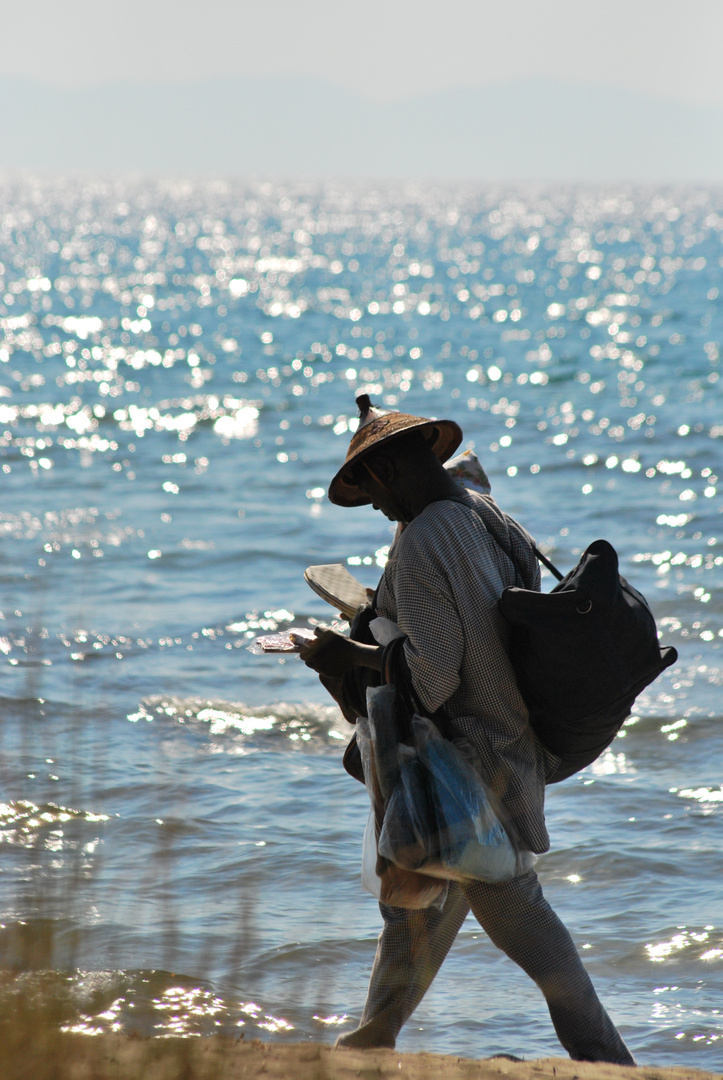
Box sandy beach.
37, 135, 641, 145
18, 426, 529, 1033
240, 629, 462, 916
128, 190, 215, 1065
4, 1034, 721, 1080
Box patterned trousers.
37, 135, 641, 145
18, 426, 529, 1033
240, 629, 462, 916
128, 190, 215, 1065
336, 870, 635, 1064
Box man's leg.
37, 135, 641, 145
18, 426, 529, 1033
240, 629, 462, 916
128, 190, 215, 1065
336, 883, 469, 1049
463, 870, 635, 1065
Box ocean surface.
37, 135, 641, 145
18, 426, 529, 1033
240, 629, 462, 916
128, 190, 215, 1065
0, 176, 721, 1069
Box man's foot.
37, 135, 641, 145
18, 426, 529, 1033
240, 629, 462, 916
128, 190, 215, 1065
335, 1029, 395, 1050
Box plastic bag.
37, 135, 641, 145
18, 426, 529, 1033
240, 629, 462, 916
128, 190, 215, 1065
378, 715, 522, 883
360, 807, 447, 909
357, 690, 448, 910
368, 616, 404, 647
365, 684, 402, 803
361, 807, 382, 899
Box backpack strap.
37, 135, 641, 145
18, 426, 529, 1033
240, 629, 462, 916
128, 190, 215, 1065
531, 545, 564, 583
446, 493, 564, 584
494, 530, 564, 585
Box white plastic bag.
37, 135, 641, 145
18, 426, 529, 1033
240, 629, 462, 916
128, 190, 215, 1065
361, 807, 382, 900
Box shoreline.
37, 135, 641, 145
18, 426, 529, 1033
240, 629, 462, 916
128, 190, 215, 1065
4, 1034, 722, 1080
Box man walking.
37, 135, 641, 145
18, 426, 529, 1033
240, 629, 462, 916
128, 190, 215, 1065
300, 397, 634, 1065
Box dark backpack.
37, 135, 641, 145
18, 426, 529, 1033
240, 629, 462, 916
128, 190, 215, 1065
498, 538, 678, 782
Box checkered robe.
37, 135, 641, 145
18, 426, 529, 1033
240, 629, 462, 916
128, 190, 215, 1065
376, 488, 559, 856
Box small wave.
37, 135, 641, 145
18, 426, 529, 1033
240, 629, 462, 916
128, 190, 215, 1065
128, 696, 350, 752
0, 799, 109, 850
0, 968, 298, 1040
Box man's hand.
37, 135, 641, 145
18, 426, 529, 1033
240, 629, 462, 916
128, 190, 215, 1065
298, 627, 382, 676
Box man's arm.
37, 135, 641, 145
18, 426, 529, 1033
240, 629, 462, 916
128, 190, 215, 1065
298, 627, 383, 676
394, 547, 465, 715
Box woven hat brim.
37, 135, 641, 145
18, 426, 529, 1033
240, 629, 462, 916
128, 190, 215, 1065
328, 415, 463, 507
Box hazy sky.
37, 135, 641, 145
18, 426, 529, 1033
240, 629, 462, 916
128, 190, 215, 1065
5, 0, 723, 108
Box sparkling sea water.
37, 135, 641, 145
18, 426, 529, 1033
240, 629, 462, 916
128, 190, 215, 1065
0, 176, 721, 1068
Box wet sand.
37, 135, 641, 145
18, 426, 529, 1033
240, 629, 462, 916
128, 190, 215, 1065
7, 1034, 722, 1080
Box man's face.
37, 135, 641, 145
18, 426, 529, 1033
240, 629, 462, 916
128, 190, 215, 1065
354, 456, 407, 523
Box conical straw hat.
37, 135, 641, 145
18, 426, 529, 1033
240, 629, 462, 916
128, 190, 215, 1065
328, 395, 463, 507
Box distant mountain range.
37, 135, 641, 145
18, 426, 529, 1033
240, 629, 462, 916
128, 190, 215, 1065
2, 75, 722, 181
